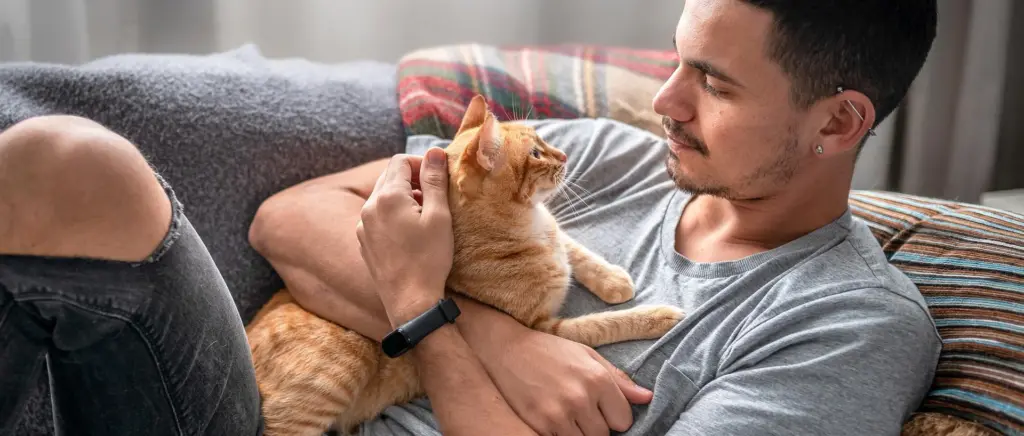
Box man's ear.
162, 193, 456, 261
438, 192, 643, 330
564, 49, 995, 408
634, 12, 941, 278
818, 90, 876, 157
455, 94, 488, 137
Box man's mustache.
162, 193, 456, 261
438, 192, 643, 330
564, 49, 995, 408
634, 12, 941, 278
662, 116, 708, 156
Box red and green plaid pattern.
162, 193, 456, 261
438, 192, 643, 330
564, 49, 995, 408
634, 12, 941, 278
397, 43, 676, 138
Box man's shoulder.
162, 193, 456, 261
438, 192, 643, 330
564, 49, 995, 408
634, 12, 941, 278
724, 228, 942, 384
759, 218, 939, 342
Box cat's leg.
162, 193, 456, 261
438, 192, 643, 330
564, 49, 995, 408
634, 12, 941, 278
561, 233, 635, 304
534, 305, 685, 348
246, 290, 380, 436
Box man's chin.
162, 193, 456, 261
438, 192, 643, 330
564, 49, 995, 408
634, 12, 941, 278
664, 158, 731, 198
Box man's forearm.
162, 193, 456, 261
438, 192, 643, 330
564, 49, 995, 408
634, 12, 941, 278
249, 172, 526, 347
250, 183, 393, 340
251, 169, 546, 434
412, 323, 537, 436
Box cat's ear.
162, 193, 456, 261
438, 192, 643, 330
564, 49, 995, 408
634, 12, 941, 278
474, 111, 506, 172
455, 94, 489, 136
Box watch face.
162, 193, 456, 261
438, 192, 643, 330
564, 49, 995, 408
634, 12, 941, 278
382, 329, 411, 358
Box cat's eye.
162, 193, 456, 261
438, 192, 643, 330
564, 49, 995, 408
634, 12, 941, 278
531, 148, 541, 158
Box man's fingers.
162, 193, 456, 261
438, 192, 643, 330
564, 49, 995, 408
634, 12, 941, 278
588, 348, 652, 405
366, 155, 424, 213
613, 371, 652, 405
380, 154, 416, 191
594, 373, 634, 432
552, 421, 584, 436
419, 147, 450, 219
587, 350, 647, 432
407, 156, 423, 190
576, 410, 610, 436
371, 164, 389, 196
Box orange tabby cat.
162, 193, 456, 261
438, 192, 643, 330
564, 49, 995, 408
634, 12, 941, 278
245, 95, 686, 436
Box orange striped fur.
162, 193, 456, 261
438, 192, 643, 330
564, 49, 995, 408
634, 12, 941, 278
902, 413, 1000, 436
245, 95, 685, 435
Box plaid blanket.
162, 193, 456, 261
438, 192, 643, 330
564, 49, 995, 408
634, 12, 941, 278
396, 43, 676, 139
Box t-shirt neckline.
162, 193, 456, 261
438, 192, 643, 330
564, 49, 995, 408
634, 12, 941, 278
659, 190, 853, 279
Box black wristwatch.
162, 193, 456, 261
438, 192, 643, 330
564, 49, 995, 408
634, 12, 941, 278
381, 297, 461, 358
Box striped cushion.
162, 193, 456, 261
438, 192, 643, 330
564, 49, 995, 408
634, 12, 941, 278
850, 191, 1024, 435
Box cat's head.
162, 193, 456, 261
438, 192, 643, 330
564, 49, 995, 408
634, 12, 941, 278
447, 95, 568, 204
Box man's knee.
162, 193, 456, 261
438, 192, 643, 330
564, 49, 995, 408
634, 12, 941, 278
0, 115, 173, 262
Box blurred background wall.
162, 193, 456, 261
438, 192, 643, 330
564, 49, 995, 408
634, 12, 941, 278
1, 0, 1021, 205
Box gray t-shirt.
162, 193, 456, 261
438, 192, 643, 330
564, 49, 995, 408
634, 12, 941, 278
361, 118, 942, 436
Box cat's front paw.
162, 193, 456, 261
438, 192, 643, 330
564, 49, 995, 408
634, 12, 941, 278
635, 305, 686, 337
591, 265, 635, 304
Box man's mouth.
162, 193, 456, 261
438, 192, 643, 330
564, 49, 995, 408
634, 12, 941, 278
666, 132, 704, 155
661, 116, 707, 156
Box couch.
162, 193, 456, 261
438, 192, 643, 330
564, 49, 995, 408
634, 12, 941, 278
4, 43, 1021, 435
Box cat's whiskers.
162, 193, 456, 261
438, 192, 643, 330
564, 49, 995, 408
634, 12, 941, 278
561, 182, 592, 215
553, 183, 583, 220
565, 179, 594, 200
562, 167, 595, 206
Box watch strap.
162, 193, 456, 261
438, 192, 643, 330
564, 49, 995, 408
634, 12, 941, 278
381, 297, 460, 358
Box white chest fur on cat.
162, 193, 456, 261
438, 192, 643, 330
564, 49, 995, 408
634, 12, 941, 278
530, 202, 573, 315
531, 203, 569, 270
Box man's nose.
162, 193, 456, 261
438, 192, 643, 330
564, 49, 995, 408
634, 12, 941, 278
652, 71, 696, 124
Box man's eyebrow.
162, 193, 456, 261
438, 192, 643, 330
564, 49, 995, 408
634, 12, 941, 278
686, 59, 743, 88
671, 35, 744, 88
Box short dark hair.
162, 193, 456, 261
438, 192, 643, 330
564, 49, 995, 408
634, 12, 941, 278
740, 0, 938, 128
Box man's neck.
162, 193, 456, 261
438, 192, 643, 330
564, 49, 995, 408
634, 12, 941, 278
675, 170, 853, 263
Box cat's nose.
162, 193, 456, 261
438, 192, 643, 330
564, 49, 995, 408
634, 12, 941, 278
558, 153, 567, 162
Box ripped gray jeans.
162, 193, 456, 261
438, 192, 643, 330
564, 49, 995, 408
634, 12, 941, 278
0, 176, 264, 436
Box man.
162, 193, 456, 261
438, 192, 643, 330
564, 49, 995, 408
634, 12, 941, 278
254, 1, 942, 435
0, 1, 939, 436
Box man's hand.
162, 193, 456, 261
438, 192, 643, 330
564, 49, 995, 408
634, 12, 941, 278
356, 147, 453, 327
495, 331, 653, 436
353, 148, 540, 436
458, 299, 653, 436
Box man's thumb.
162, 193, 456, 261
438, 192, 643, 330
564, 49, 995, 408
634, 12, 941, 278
420, 147, 450, 212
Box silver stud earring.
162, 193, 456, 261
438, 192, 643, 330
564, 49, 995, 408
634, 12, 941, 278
815, 144, 824, 154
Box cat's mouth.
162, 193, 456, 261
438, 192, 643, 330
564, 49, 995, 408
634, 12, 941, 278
527, 164, 567, 204
554, 164, 567, 184
533, 166, 567, 204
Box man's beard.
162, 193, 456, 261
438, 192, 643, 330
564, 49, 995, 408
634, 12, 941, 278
663, 118, 801, 201
665, 152, 733, 198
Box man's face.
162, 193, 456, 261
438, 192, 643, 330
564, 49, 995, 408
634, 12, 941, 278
653, 0, 816, 200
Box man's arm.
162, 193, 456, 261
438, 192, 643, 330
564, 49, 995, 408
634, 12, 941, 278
248, 157, 539, 435
412, 323, 538, 436
249, 151, 651, 435
249, 158, 393, 340
666, 288, 941, 435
